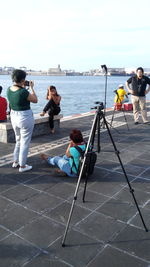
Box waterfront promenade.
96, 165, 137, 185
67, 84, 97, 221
0, 107, 150, 266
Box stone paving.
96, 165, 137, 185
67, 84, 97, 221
0, 108, 150, 267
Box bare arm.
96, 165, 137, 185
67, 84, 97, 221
124, 89, 128, 98
27, 81, 38, 103
46, 87, 52, 100
47, 96, 52, 100
145, 85, 150, 95
65, 141, 73, 157
47, 91, 52, 100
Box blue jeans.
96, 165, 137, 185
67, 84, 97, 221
47, 155, 77, 177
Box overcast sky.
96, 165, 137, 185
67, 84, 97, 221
1, 0, 150, 71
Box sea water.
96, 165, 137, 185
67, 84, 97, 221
0, 75, 141, 116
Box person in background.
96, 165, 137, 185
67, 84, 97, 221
114, 84, 128, 104
7, 69, 38, 172
40, 85, 61, 134
126, 67, 150, 125
0, 86, 7, 122
40, 129, 86, 177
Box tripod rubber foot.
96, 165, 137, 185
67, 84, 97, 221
62, 243, 65, 247
130, 189, 134, 193
145, 228, 149, 232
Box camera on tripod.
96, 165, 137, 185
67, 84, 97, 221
91, 101, 104, 110
95, 102, 104, 109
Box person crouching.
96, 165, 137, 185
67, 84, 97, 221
40, 85, 61, 134
114, 84, 128, 104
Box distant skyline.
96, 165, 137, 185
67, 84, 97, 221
1, 0, 150, 71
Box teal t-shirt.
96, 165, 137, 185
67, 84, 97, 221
7, 87, 30, 111
69, 144, 86, 174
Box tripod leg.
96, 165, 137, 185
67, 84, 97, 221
62, 197, 77, 247
91, 116, 98, 149
97, 113, 101, 153
110, 106, 116, 127
62, 110, 99, 246
83, 113, 101, 203
122, 107, 129, 131
83, 113, 101, 202
102, 113, 148, 232
62, 158, 86, 246
82, 175, 88, 203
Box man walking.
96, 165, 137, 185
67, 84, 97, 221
126, 67, 150, 124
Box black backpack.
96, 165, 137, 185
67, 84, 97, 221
72, 146, 97, 178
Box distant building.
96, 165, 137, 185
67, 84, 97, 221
66, 71, 83, 76
47, 64, 65, 75
108, 68, 126, 76
125, 68, 136, 75
4, 66, 15, 72
109, 68, 125, 72
20, 66, 27, 71
143, 68, 150, 75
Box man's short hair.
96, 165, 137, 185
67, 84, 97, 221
136, 67, 144, 74
0, 86, 3, 94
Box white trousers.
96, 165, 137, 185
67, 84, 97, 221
11, 110, 34, 166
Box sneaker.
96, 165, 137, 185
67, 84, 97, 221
134, 121, 139, 125
19, 165, 32, 173
144, 121, 150, 124
12, 162, 19, 168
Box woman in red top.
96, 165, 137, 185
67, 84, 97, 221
0, 86, 7, 122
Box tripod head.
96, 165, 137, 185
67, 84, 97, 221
91, 102, 104, 111
101, 65, 108, 75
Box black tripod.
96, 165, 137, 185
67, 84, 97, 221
62, 102, 148, 247
111, 103, 129, 131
